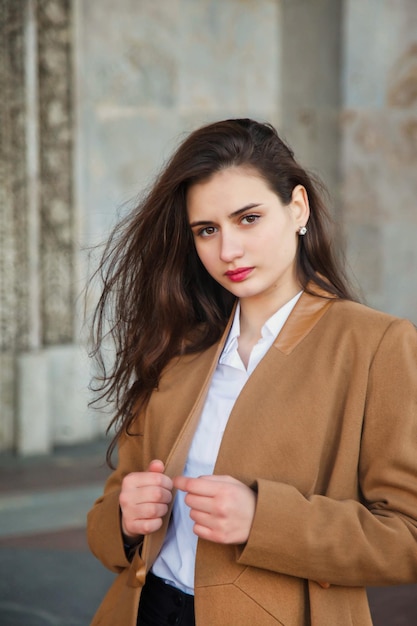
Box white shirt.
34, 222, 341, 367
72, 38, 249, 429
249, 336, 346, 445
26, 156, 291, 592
151, 292, 302, 594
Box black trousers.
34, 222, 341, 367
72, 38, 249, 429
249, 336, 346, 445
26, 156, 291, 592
137, 572, 195, 626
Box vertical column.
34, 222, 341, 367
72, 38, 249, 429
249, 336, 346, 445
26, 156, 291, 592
0, 0, 80, 453
17, 0, 51, 455
341, 0, 417, 320
280, 0, 343, 212
0, 0, 30, 450
25, 0, 41, 351
36, 0, 93, 446
37, 0, 75, 345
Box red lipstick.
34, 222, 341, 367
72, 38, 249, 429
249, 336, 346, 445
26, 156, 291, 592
225, 267, 254, 282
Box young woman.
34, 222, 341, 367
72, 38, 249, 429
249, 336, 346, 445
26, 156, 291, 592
87, 119, 417, 626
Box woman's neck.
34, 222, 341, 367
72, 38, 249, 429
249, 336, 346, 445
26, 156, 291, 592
237, 287, 302, 367
240, 289, 298, 336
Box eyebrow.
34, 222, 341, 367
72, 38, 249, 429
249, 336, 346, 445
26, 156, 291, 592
189, 203, 261, 227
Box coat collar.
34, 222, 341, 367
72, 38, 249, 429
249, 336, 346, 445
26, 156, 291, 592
208, 282, 336, 360
273, 285, 336, 355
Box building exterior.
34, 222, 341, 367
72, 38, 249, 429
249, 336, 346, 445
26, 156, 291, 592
1, 0, 416, 454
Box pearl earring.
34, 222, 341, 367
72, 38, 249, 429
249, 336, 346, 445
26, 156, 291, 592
298, 225, 307, 236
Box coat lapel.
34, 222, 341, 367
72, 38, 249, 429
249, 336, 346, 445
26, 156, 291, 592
214, 288, 337, 481
142, 307, 236, 571
274, 287, 336, 355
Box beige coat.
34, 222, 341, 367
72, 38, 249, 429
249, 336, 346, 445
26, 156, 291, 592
87, 290, 417, 625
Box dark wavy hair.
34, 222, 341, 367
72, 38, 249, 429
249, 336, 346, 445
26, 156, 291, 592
89, 118, 356, 464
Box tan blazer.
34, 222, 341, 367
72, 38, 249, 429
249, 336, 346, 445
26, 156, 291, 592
87, 290, 417, 625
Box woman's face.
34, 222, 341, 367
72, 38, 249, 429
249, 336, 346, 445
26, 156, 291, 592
187, 166, 309, 311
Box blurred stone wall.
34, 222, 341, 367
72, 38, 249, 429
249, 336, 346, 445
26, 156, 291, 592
0, 0, 92, 454
341, 0, 417, 317
0, 0, 28, 449
0, 0, 416, 454
73, 0, 281, 247
279, 0, 417, 317
280, 0, 343, 210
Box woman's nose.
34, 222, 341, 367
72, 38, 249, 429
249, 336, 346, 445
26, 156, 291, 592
219, 231, 244, 262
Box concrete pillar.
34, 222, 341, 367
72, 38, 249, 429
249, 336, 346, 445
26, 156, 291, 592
0, 0, 82, 453
341, 0, 417, 320
0, 0, 31, 451
17, 351, 50, 455
16, 344, 106, 455
48, 345, 97, 445
280, 0, 343, 208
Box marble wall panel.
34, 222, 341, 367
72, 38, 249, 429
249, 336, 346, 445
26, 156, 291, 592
74, 0, 281, 250
342, 0, 417, 319
176, 0, 280, 117
280, 0, 343, 206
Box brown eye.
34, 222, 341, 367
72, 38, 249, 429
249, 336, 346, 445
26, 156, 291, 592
241, 214, 260, 225
198, 226, 217, 237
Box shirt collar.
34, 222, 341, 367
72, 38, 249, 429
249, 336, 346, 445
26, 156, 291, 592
221, 291, 303, 360
264, 290, 303, 339
221, 302, 241, 358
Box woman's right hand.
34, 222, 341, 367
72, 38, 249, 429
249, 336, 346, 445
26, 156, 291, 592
119, 459, 173, 542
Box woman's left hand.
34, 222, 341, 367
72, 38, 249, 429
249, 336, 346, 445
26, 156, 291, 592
173, 474, 256, 545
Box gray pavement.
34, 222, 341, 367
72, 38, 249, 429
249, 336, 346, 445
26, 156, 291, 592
0, 438, 416, 625
0, 439, 114, 626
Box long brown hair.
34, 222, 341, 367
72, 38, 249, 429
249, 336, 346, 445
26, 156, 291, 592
89, 118, 356, 463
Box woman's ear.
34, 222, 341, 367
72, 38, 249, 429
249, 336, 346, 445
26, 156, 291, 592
290, 185, 310, 229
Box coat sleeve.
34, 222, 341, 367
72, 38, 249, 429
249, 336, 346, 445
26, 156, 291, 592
87, 428, 144, 573
237, 318, 417, 586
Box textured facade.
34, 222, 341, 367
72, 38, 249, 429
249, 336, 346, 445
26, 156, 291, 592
37, 0, 75, 345
1, 1, 30, 448
0, 0, 81, 452
342, 0, 417, 316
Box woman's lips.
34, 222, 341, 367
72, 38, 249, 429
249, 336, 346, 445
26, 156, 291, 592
224, 267, 254, 282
